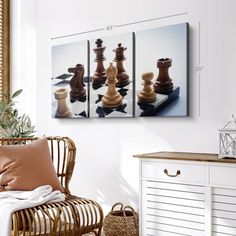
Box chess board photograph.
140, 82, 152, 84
135, 23, 189, 117
89, 33, 134, 118
51, 23, 188, 119
51, 40, 89, 118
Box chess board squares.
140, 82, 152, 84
56, 73, 72, 80
52, 75, 72, 87
90, 99, 132, 118
70, 101, 88, 118
136, 94, 168, 117
93, 102, 131, 118
95, 103, 127, 118
89, 82, 133, 118
106, 109, 130, 118
52, 93, 88, 118
52, 81, 88, 118
136, 86, 180, 116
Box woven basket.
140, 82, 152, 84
103, 202, 139, 236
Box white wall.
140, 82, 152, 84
11, 0, 236, 213
11, 0, 38, 125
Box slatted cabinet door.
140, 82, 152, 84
142, 180, 205, 236
212, 188, 236, 236
136, 152, 236, 236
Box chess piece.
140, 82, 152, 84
154, 58, 173, 94
68, 64, 86, 102
138, 72, 157, 103
102, 63, 123, 108
54, 88, 72, 118
113, 43, 129, 87
92, 39, 106, 87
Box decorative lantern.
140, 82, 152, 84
219, 115, 236, 158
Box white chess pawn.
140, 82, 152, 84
102, 63, 123, 108
138, 72, 157, 103
54, 88, 72, 118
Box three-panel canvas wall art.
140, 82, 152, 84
51, 23, 189, 118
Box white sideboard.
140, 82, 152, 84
134, 152, 236, 236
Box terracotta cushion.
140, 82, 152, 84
0, 138, 63, 192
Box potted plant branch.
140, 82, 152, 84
0, 89, 35, 138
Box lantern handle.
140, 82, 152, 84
222, 115, 236, 129
223, 120, 231, 129
232, 114, 236, 122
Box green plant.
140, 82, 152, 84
0, 89, 36, 138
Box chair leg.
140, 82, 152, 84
90, 228, 103, 236
97, 227, 103, 236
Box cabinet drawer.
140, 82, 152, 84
210, 165, 236, 187
142, 161, 207, 184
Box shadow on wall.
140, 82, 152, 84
67, 121, 140, 215
95, 173, 139, 214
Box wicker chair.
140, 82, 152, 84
0, 136, 103, 236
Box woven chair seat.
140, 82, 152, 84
0, 137, 103, 236
12, 195, 102, 235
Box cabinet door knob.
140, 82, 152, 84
164, 169, 181, 177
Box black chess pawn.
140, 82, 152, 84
154, 58, 173, 94
68, 64, 86, 103
113, 43, 129, 87
92, 39, 106, 88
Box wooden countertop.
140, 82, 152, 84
133, 152, 236, 163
